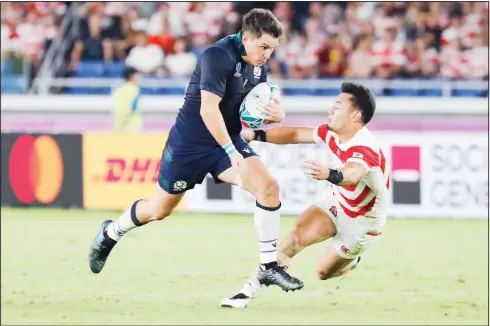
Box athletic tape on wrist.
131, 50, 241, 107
223, 142, 236, 156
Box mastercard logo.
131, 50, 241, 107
9, 135, 64, 204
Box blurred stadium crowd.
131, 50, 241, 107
1, 1, 488, 94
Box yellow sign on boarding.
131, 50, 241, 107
82, 133, 185, 211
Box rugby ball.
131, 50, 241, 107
239, 82, 281, 128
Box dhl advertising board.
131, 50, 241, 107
82, 133, 185, 211
1, 133, 83, 207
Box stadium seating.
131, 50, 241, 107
1, 2, 488, 97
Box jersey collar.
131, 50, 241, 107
234, 30, 247, 56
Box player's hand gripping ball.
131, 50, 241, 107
239, 82, 282, 128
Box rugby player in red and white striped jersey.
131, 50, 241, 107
221, 82, 390, 308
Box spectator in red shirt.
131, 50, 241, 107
147, 3, 184, 56
318, 28, 348, 77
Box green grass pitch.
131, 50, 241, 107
1, 207, 488, 325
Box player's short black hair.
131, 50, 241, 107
340, 81, 376, 125
242, 8, 283, 39
123, 66, 140, 81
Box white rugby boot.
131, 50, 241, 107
220, 278, 261, 308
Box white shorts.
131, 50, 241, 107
314, 186, 386, 260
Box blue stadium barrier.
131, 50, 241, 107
1, 76, 27, 94
14, 62, 488, 97
104, 61, 126, 77
1, 60, 13, 76
418, 89, 443, 96
451, 89, 485, 97
74, 61, 104, 77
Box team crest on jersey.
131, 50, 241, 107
329, 205, 338, 217
253, 67, 261, 78
234, 62, 242, 77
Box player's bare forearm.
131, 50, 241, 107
338, 162, 368, 186
260, 126, 315, 144
200, 90, 232, 146
304, 160, 367, 186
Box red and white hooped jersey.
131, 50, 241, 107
313, 124, 390, 219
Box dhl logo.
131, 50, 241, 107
94, 158, 161, 183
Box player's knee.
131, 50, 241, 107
258, 178, 280, 200
316, 268, 332, 281
152, 208, 171, 220
148, 201, 173, 221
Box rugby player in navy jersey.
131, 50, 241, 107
88, 8, 303, 293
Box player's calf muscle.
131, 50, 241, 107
277, 232, 303, 266
278, 225, 318, 262
137, 198, 170, 222
241, 158, 280, 207
255, 178, 280, 206
135, 189, 183, 223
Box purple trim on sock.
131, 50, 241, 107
260, 249, 277, 253
259, 238, 277, 244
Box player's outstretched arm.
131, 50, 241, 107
338, 161, 369, 186
243, 126, 316, 144
304, 145, 378, 186
302, 160, 368, 186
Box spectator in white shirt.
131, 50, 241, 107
147, 3, 184, 38
463, 29, 488, 79
125, 22, 164, 75
285, 31, 320, 79
346, 34, 374, 78
163, 37, 197, 78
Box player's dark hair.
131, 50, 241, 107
123, 66, 139, 81
340, 81, 376, 125
242, 8, 283, 39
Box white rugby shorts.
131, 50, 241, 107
314, 185, 386, 260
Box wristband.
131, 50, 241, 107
222, 142, 236, 156
253, 129, 267, 142
326, 169, 344, 185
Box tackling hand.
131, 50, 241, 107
261, 98, 285, 124
240, 129, 255, 143
301, 160, 331, 181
